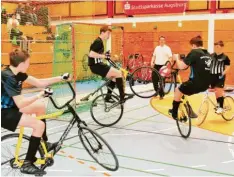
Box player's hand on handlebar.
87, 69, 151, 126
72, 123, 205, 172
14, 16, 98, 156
37, 88, 53, 99
61, 73, 70, 81
44, 87, 53, 97
105, 50, 111, 60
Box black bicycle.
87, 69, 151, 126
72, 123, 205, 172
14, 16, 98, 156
79, 56, 162, 127
1, 81, 119, 176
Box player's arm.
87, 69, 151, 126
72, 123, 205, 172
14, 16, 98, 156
88, 39, 106, 59
4, 77, 44, 109
25, 73, 69, 88
167, 47, 173, 64
223, 66, 230, 76
89, 51, 106, 59
13, 92, 44, 109
176, 51, 197, 69
175, 54, 188, 69
222, 56, 231, 76
25, 76, 62, 88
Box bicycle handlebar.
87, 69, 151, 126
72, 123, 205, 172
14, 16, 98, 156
49, 81, 76, 110
165, 60, 189, 71
106, 58, 120, 69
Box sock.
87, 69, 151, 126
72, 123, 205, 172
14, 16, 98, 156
106, 81, 116, 96
172, 100, 181, 118
116, 78, 125, 101
41, 119, 48, 142
25, 136, 41, 162
217, 97, 224, 108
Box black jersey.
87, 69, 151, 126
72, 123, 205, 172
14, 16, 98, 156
183, 48, 212, 84
210, 53, 230, 74
88, 37, 104, 66
1, 67, 28, 109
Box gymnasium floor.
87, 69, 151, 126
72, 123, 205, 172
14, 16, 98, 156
1, 83, 234, 176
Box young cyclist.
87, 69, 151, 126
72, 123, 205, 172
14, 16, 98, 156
210, 40, 231, 113
169, 36, 212, 119
88, 25, 133, 104
1, 49, 69, 175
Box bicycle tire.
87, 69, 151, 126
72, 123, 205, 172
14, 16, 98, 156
90, 94, 124, 127
129, 66, 161, 98
78, 126, 119, 171
196, 99, 209, 126
222, 96, 234, 121
176, 103, 192, 138
1, 133, 44, 176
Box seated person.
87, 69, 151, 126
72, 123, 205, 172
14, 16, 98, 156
169, 36, 212, 119
210, 41, 231, 113
1, 3, 7, 24
10, 23, 24, 46
88, 26, 134, 104
24, 2, 37, 25
1, 49, 69, 175
7, 14, 20, 33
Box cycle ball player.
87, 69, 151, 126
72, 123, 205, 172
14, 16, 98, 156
1, 49, 69, 175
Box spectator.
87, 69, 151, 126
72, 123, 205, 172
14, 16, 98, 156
1, 3, 7, 24
10, 23, 27, 48
7, 14, 20, 34
15, 3, 24, 23
151, 36, 173, 99
24, 2, 37, 25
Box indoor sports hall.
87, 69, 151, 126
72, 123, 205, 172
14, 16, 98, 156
1, 0, 234, 176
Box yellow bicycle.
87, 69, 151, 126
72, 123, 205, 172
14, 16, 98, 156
1, 81, 119, 176
165, 61, 198, 138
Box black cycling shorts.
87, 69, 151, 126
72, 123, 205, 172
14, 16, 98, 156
179, 80, 209, 96
1, 108, 22, 132
89, 63, 111, 78
210, 74, 225, 88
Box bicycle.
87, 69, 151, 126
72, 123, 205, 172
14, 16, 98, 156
1, 81, 119, 176
196, 90, 234, 126
80, 56, 162, 127
162, 61, 198, 138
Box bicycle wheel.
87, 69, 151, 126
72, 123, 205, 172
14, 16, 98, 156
195, 99, 209, 126
163, 74, 175, 95
176, 103, 192, 138
78, 126, 119, 171
222, 96, 234, 121
129, 66, 161, 98
91, 94, 124, 127
1, 133, 44, 176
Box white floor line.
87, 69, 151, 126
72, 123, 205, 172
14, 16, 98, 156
106, 126, 176, 136
145, 169, 165, 172
48, 169, 72, 172
191, 165, 206, 168
222, 160, 234, 164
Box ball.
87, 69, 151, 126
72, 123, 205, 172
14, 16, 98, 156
159, 66, 171, 77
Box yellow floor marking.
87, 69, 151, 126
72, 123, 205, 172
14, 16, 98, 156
77, 160, 85, 164
103, 172, 111, 176
150, 93, 234, 136
68, 155, 74, 159
89, 166, 97, 171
